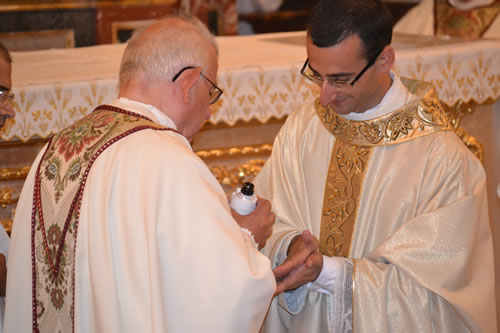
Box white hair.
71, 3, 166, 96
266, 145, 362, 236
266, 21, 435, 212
119, 14, 218, 85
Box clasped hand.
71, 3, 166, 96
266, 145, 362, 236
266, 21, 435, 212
231, 197, 275, 250
273, 230, 323, 296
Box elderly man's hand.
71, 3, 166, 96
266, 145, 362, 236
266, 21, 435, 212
273, 230, 323, 296
231, 197, 275, 250
0, 101, 15, 128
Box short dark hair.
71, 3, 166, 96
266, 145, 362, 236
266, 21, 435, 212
0, 42, 12, 64
307, 0, 393, 61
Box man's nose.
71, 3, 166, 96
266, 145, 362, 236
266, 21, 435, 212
319, 81, 339, 106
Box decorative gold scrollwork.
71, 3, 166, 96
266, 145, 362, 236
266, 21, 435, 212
455, 127, 484, 164
0, 219, 12, 235
0, 166, 31, 181
210, 159, 266, 189
441, 100, 487, 163
195, 144, 273, 159
442, 100, 476, 129
0, 188, 19, 209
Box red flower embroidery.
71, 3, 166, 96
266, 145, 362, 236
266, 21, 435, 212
47, 224, 62, 245
50, 288, 64, 310
56, 112, 116, 162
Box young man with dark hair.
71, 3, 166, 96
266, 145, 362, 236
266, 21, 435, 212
256, 0, 496, 331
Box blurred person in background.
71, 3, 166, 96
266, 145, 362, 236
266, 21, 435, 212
0, 41, 13, 333
395, 0, 500, 38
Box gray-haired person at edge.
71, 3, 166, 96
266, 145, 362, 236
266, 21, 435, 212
4, 15, 276, 333
0, 41, 14, 333
0, 42, 15, 128
257, 0, 496, 332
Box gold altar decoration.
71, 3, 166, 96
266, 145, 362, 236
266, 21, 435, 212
440, 99, 496, 164
195, 144, 272, 159
0, 166, 30, 181
210, 159, 266, 190
195, 144, 272, 191
0, 188, 17, 209
0, 189, 16, 234
0, 217, 13, 235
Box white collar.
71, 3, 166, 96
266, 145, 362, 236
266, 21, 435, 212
110, 97, 178, 130
342, 72, 413, 122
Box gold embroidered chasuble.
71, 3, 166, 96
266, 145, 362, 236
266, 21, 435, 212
31, 105, 176, 332
435, 0, 500, 37
257, 76, 496, 332
316, 78, 452, 258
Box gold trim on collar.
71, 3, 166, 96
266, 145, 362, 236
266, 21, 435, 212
315, 78, 452, 146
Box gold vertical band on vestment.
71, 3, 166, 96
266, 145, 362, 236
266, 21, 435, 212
318, 140, 372, 257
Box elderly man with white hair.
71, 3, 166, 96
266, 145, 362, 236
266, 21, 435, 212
3, 15, 276, 333
395, 0, 500, 38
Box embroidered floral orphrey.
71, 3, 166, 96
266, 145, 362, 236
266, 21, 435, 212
316, 78, 453, 257
31, 105, 176, 333
435, 0, 500, 38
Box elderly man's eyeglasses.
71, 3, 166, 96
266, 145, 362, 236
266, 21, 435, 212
300, 48, 384, 88
172, 66, 223, 105
0, 86, 14, 106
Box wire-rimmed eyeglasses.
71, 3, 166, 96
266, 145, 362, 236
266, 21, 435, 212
300, 48, 384, 88
172, 66, 223, 105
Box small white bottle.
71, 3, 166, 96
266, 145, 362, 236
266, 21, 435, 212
230, 182, 257, 215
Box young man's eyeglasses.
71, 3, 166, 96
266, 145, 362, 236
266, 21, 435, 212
172, 66, 223, 105
0, 86, 14, 106
300, 48, 384, 89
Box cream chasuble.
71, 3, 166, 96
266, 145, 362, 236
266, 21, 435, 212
5, 99, 275, 333
255, 78, 496, 332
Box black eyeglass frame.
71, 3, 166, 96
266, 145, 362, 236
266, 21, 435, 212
171, 66, 223, 105
300, 48, 384, 88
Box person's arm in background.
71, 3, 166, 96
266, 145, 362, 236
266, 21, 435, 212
0, 224, 9, 297
0, 254, 5, 297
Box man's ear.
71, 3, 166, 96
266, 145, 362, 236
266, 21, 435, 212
179, 67, 202, 104
378, 46, 395, 73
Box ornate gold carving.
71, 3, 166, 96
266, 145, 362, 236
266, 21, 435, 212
315, 79, 452, 147
319, 141, 373, 257
0, 166, 31, 181
442, 100, 476, 129
210, 159, 266, 189
456, 127, 484, 163
1, 219, 12, 235
441, 100, 487, 163
0, 188, 18, 208
196, 144, 272, 189
195, 144, 273, 159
